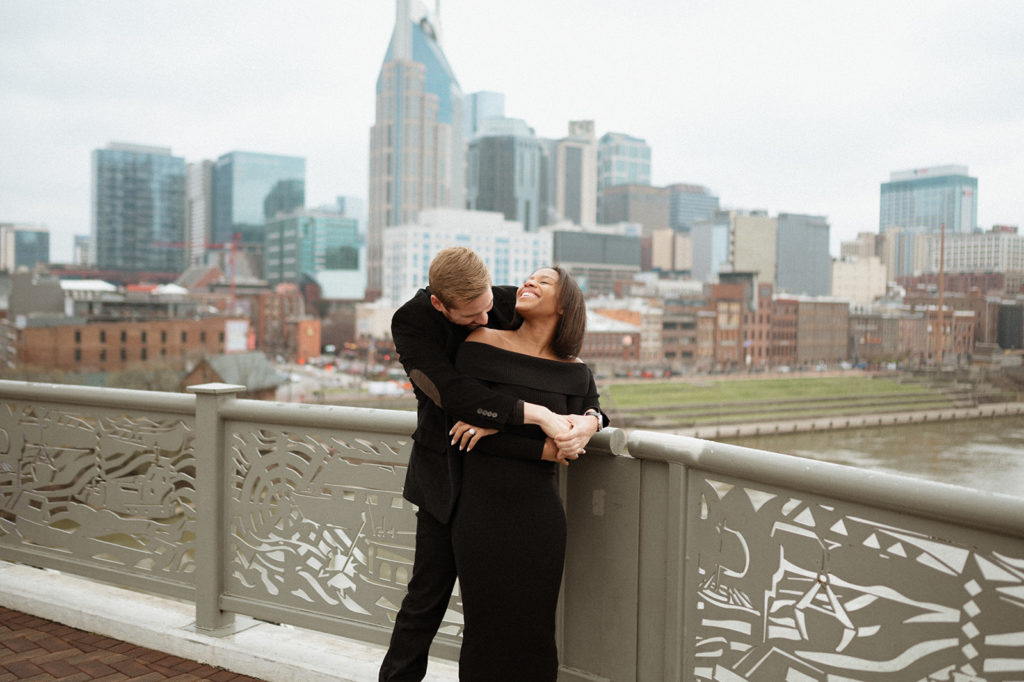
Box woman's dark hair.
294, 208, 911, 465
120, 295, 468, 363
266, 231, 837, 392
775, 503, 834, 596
549, 265, 586, 360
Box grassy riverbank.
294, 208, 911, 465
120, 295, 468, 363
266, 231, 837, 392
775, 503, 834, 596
603, 375, 964, 430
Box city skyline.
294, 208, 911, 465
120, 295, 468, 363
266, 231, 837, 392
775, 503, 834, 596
2, 0, 1022, 262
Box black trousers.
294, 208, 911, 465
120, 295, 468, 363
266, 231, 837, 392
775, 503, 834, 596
379, 509, 457, 682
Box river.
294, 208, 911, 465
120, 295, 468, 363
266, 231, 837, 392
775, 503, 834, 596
722, 415, 1024, 497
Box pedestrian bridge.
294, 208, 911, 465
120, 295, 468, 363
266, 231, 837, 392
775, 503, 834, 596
0, 380, 1022, 681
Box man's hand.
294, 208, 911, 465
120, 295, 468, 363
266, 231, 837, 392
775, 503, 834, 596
450, 421, 497, 451
553, 413, 600, 460
541, 438, 577, 466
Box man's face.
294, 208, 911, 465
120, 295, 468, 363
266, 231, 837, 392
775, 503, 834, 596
433, 290, 494, 329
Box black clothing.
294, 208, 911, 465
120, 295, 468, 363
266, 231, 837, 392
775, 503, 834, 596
382, 286, 538, 681
390, 285, 539, 524
451, 342, 600, 681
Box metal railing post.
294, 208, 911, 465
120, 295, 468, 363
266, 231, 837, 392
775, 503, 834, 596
188, 382, 245, 633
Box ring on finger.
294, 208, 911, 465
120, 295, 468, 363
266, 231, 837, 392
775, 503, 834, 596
468, 428, 476, 436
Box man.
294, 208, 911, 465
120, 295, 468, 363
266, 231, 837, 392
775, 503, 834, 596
379, 247, 602, 681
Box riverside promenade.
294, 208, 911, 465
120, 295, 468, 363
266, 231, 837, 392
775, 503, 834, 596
670, 400, 1024, 439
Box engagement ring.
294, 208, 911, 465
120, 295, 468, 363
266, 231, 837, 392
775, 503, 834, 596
468, 429, 476, 436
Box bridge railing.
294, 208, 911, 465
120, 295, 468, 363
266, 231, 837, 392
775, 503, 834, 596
0, 380, 1022, 681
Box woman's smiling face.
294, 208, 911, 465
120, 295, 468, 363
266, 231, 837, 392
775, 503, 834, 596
516, 268, 561, 318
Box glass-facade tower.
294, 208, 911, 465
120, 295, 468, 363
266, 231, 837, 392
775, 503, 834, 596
91, 143, 186, 272
367, 0, 465, 298
264, 209, 365, 299
467, 118, 545, 232
879, 165, 977, 234
668, 184, 720, 232
597, 132, 651, 223
211, 151, 306, 246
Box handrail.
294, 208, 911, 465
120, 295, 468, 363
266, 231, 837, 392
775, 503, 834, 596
626, 428, 1024, 537
0, 379, 195, 414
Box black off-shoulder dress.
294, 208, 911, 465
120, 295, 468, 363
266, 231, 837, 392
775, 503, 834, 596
450, 341, 600, 681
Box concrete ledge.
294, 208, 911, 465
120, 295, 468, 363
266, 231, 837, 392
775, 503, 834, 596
0, 560, 458, 682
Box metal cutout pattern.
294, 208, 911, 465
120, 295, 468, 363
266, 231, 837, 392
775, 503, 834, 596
225, 425, 463, 634
0, 402, 196, 580
690, 476, 1024, 681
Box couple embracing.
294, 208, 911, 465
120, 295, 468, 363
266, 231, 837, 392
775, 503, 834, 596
379, 247, 607, 681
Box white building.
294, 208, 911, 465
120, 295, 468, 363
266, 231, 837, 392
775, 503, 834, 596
831, 256, 887, 306
926, 228, 1024, 274
382, 208, 553, 305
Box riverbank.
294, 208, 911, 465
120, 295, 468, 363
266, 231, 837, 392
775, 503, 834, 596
667, 401, 1024, 440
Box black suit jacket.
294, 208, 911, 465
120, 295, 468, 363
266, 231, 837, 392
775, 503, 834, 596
392, 285, 543, 523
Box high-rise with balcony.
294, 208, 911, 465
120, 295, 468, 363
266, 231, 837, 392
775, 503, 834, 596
91, 143, 186, 272
879, 165, 977, 234
367, 0, 465, 298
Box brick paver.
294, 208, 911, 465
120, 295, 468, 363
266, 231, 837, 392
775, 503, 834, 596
0, 607, 263, 681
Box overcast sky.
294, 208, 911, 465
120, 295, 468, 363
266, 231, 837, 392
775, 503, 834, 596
2, 0, 1023, 263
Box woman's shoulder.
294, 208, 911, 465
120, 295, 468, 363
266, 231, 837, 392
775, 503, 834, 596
457, 341, 592, 394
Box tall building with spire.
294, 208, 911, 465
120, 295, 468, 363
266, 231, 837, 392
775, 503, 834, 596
367, 0, 465, 298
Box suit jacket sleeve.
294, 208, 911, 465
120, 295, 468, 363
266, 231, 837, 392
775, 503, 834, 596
392, 286, 527, 430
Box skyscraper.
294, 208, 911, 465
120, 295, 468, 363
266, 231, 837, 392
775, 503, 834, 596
264, 209, 365, 300
210, 151, 306, 246
186, 160, 213, 268
776, 213, 831, 296
465, 91, 506, 139
597, 132, 651, 223
467, 118, 546, 231
879, 165, 978, 234
367, 0, 465, 298
0, 223, 50, 271
91, 143, 186, 272
668, 184, 720, 232
554, 120, 598, 226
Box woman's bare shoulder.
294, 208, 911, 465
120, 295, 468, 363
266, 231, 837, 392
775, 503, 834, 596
466, 327, 508, 346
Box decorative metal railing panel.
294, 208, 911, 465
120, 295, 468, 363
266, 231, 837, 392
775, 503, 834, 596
689, 473, 1024, 681
222, 421, 462, 636
0, 397, 196, 589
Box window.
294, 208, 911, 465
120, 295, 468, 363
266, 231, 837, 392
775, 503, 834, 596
161, 330, 167, 343
74, 349, 81, 362
141, 348, 147, 360
74, 330, 81, 343
200, 331, 206, 343
141, 331, 147, 343
120, 349, 127, 361
181, 331, 187, 343
120, 330, 127, 343
100, 330, 106, 343
100, 349, 106, 362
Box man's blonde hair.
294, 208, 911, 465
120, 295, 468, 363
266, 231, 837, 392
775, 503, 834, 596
429, 247, 491, 308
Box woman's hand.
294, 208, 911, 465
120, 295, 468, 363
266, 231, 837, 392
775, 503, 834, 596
523, 403, 572, 439
450, 421, 497, 451
553, 413, 600, 460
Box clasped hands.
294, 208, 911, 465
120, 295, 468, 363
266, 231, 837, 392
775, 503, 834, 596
449, 411, 597, 466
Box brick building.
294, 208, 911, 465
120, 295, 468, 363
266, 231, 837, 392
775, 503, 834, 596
11, 316, 248, 373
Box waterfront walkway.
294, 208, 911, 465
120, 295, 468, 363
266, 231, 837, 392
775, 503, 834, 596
0, 562, 459, 682
670, 401, 1024, 440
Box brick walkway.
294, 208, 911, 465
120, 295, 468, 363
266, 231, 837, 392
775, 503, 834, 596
0, 607, 263, 681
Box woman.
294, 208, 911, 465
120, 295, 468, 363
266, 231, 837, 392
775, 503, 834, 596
448, 266, 602, 680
